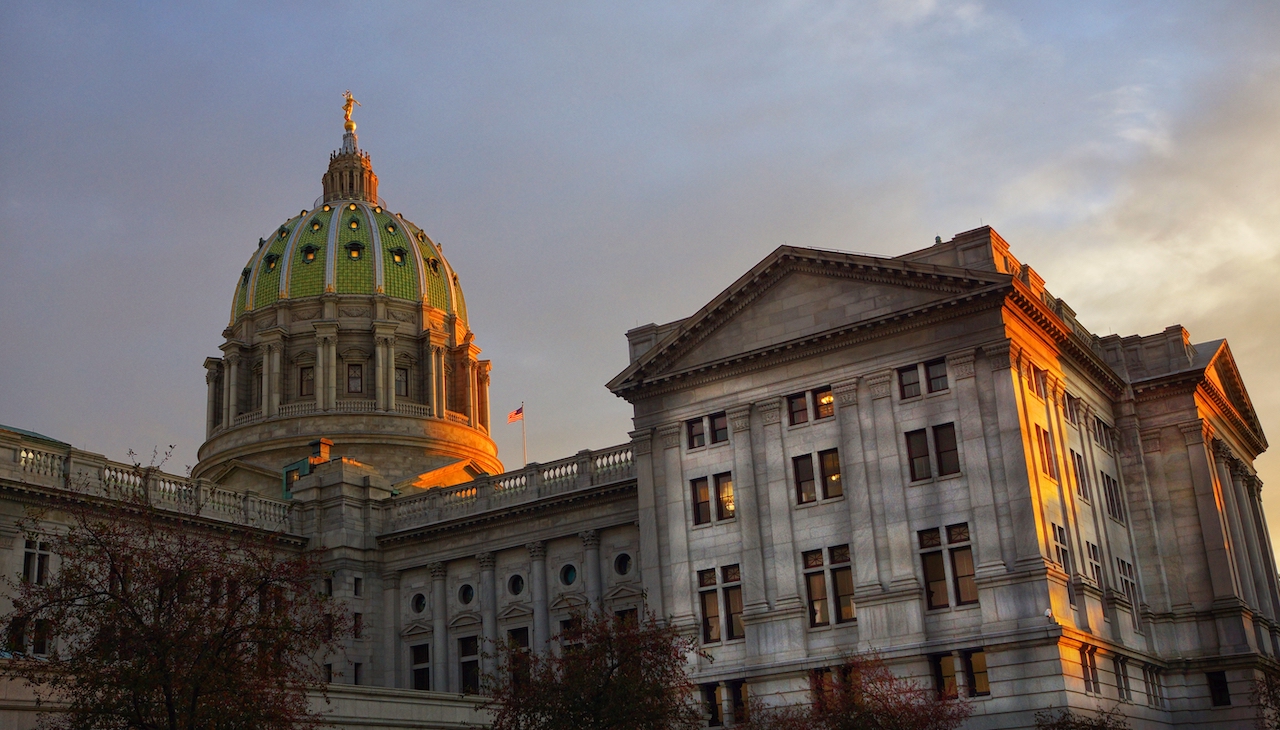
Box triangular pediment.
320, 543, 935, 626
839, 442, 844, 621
549, 593, 587, 611
448, 611, 482, 629
602, 582, 644, 603
609, 246, 1003, 396
400, 620, 433, 637
1201, 341, 1267, 451
498, 602, 534, 620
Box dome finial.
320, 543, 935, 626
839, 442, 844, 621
342, 90, 361, 133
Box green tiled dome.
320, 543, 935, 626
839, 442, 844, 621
230, 201, 465, 324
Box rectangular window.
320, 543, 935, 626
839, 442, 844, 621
899, 365, 921, 399
833, 567, 855, 623
925, 359, 948, 393
324, 577, 333, 596
353, 577, 363, 597
29, 619, 51, 656
724, 585, 744, 640
787, 393, 809, 425
951, 546, 977, 605
709, 412, 728, 444
933, 654, 958, 698
965, 650, 990, 696
353, 613, 363, 639
353, 662, 362, 685
1053, 523, 1075, 605
813, 387, 835, 419
1101, 472, 1125, 524
906, 429, 932, 481
1208, 671, 1231, 706
1035, 425, 1058, 480
324, 663, 333, 683
395, 367, 409, 397
300, 366, 315, 397
691, 478, 711, 525
1094, 417, 1117, 452
1143, 665, 1165, 708
1115, 656, 1132, 701
411, 644, 430, 690
459, 636, 480, 694
1117, 558, 1140, 629
687, 418, 706, 449
806, 572, 829, 627
1081, 646, 1099, 693
1072, 450, 1091, 500
23, 540, 50, 586
1031, 367, 1048, 399
703, 684, 723, 727
714, 473, 735, 521
700, 590, 721, 643
922, 550, 948, 609
794, 455, 817, 504
1065, 394, 1082, 425
818, 449, 843, 499
1087, 542, 1104, 587
347, 363, 363, 393
934, 423, 960, 476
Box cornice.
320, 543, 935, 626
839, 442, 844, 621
1005, 282, 1124, 397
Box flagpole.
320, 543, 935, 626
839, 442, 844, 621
520, 401, 527, 467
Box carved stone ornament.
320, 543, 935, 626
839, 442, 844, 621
757, 399, 782, 425
389, 309, 415, 323
982, 341, 1016, 371
630, 430, 653, 456
1211, 438, 1235, 462
1178, 419, 1211, 446
429, 562, 447, 580
866, 373, 892, 400
1140, 430, 1161, 454
526, 541, 546, 560
477, 552, 495, 570
294, 307, 321, 321
658, 424, 681, 450
832, 380, 858, 406
579, 530, 600, 549
948, 352, 976, 380
728, 405, 752, 433
340, 307, 370, 318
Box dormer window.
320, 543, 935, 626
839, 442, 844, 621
322, 204, 332, 212
345, 242, 364, 260
264, 254, 280, 271
390, 248, 407, 266
348, 217, 359, 230
277, 226, 289, 240
386, 224, 397, 235
301, 245, 318, 263
374, 206, 383, 214
348, 203, 357, 211
310, 220, 323, 232
426, 257, 440, 274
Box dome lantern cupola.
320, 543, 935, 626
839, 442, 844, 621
322, 91, 379, 204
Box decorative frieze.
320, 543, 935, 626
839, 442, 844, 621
866, 373, 892, 400
728, 405, 752, 433
982, 341, 1017, 371
657, 424, 681, 450
832, 379, 858, 406
579, 530, 600, 549
428, 562, 447, 580
1139, 429, 1162, 454
477, 552, 495, 570
629, 429, 653, 456
757, 399, 782, 425
526, 541, 546, 561
947, 352, 976, 380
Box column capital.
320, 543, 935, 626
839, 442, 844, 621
1211, 438, 1235, 462
526, 541, 546, 560
832, 379, 858, 406
477, 552, 495, 570
382, 570, 401, 587
982, 340, 1019, 371
579, 530, 600, 549
727, 405, 752, 433
657, 423, 681, 450
947, 351, 977, 380
756, 398, 782, 424
629, 429, 653, 456
1179, 419, 1212, 446
428, 561, 447, 580
865, 372, 892, 400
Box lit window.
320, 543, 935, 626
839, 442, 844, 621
819, 449, 842, 499
264, 254, 279, 271
691, 477, 711, 525
391, 248, 406, 265
302, 245, 318, 263
349, 218, 359, 230
813, 387, 835, 419
348, 203, 357, 211
311, 220, 322, 231
964, 651, 990, 696
346, 242, 363, 259
714, 473, 734, 520
933, 654, 958, 698
322, 204, 331, 212
386, 224, 397, 234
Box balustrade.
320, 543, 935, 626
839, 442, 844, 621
394, 402, 431, 418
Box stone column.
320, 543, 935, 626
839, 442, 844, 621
1181, 423, 1240, 601
468, 361, 478, 427
479, 552, 497, 678
658, 423, 696, 626
834, 379, 880, 594
1229, 461, 1274, 621
374, 335, 386, 411
631, 429, 666, 616
720, 681, 736, 726
260, 344, 272, 416
1213, 442, 1258, 609
429, 562, 448, 692
983, 341, 1044, 566
204, 359, 221, 437
270, 341, 282, 416
226, 352, 241, 423
528, 542, 550, 654
949, 352, 1005, 576
581, 531, 602, 607
758, 398, 802, 607
383, 571, 401, 687
314, 323, 338, 411
727, 405, 767, 617
866, 373, 914, 589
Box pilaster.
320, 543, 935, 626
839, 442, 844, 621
527, 542, 550, 654
429, 561, 448, 692
630, 428, 665, 616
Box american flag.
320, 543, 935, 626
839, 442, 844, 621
507, 405, 524, 423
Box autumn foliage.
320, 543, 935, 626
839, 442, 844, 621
740, 653, 971, 730
486, 608, 706, 730
0, 458, 348, 730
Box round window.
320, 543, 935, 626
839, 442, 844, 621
508, 574, 525, 596
614, 553, 632, 576
411, 593, 426, 613
560, 564, 577, 586
458, 584, 475, 605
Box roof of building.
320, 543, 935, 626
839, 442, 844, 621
0, 424, 68, 446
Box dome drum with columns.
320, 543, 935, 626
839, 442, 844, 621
194, 104, 500, 493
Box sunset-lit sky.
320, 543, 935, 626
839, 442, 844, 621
2, 3, 1279, 531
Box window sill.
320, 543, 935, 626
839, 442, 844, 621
909, 472, 963, 487
924, 388, 951, 398
793, 495, 845, 510
786, 421, 811, 430
691, 518, 736, 531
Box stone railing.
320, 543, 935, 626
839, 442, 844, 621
233, 410, 263, 427
389, 443, 635, 532
5, 436, 294, 533
335, 399, 377, 413
394, 402, 431, 418
278, 401, 317, 417
445, 410, 470, 425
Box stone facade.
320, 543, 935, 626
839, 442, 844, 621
0, 124, 1274, 729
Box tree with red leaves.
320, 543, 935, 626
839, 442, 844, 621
740, 653, 971, 730
486, 608, 706, 730
0, 456, 348, 730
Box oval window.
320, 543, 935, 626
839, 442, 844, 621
311, 221, 322, 232
349, 218, 359, 230
458, 584, 475, 605
614, 553, 632, 576
322, 204, 332, 212
508, 574, 525, 596
560, 564, 577, 586
411, 593, 426, 613
348, 203, 357, 211
302, 246, 317, 263
374, 206, 383, 214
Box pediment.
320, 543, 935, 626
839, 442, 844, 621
498, 602, 534, 620
448, 611, 482, 629
609, 246, 1003, 395
1201, 341, 1267, 451
549, 593, 587, 611
400, 620, 433, 637
603, 582, 644, 603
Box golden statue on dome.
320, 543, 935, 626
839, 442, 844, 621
342, 90, 361, 132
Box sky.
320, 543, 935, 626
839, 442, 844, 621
2, 2, 1279, 532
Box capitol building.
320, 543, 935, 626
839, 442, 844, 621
0, 108, 1275, 729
